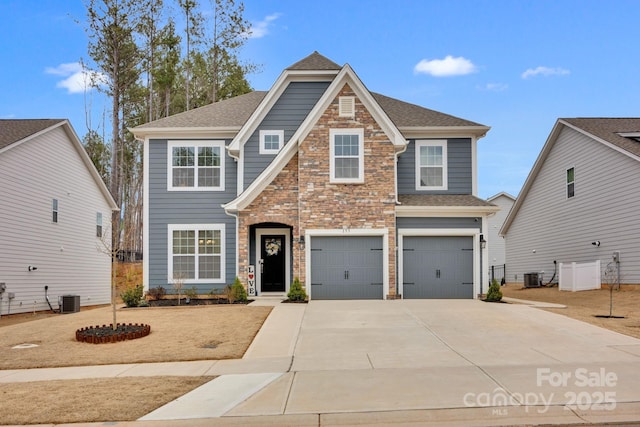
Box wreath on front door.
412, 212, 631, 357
265, 238, 281, 256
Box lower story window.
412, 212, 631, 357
168, 224, 225, 283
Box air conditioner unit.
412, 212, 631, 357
523, 273, 540, 288
60, 295, 80, 314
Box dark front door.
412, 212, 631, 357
260, 234, 286, 292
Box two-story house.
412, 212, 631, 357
132, 52, 498, 300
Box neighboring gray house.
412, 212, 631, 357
132, 52, 498, 300
0, 119, 118, 315
486, 192, 515, 283
501, 118, 640, 285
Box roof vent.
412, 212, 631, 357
339, 96, 355, 118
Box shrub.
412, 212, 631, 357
226, 277, 247, 303
147, 286, 166, 301
121, 284, 144, 307
184, 286, 198, 300
486, 278, 503, 302
287, 277, 307, 302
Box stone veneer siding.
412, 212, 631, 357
238, 83, 398, 297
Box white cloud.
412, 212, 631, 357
521, 66, 570, 79
45, 62, 107, 94
480, 83, 509, 92
414, 55, 477, 77
247, 13, 281, 39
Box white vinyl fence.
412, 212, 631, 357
559, 260, 601, 291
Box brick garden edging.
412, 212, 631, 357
76, 323, 151, 344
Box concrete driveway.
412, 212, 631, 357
139, 299, 640, 426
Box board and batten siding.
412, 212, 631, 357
397, 138, 472, 194
505, 126, 640, 284
0, 126, 113, 314
147, 139, 238, 291
243, 81, 330, 188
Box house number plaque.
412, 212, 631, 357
247, 265, 256, 296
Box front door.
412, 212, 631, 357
260, 234, 286, 292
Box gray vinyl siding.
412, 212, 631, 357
243, 81, 330, 188
397, 138, 472, 194
148, 139, 238, 292
0, 126, 113, 314
505, 126, 640, 285
396, 217, 481, 230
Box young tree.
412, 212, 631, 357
85, 0, 142, 251
82, 130, 111, 186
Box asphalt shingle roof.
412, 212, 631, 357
398, 194, 497, 207
562, 118, 640, 158
286, 51, 341, 70
0, 119, 65, 150
134, 91, 267, 129
134, 52, 487, 132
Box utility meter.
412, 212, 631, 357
613, 251, 621, 263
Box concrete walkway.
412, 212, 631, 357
3, 299, 640, 426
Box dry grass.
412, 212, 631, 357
0, 262, 272, 425
0, 304, 271, 369
502, 283, 640, 339
0, 376, 214, 425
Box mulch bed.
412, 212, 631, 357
146, 298, 251, 306
76, 323, 151, 344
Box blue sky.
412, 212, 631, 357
1, 0, 639, 199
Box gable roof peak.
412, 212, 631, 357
286, 51, 342, 71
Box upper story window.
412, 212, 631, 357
567, 167, 575, 198
330, 128, 364, 183
416, 140, 448, 191
168, 224, 225, 284
52, 199, 59, 223
96, 212, 103, 238
168, 141, 224, 191
259, 130, 284, 155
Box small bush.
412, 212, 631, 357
226, 277, 247, 303
486, 278, 503, 302
287, 277, 307, 302
121, 284, 144, 307
147, 286, 166, 300
184, 286, 198, 300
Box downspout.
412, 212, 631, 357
394, 143, 408, 205
224, 207, 240, 281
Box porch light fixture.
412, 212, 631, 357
479, 234, 486, 249
298, 235, 305, 245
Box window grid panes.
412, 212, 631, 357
264, 134, 279, 151
419, 145, 444, 187
170, 143, 222, 190
171, 228, 222, 282
334, 134, 360, 179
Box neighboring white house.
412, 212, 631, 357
0, 119, 118, 315
486, 192, 515, 283
500, 118, 640, 286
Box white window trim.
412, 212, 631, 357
168, 224, 226, 284
415, 140, 448, 191
329, 128, 365, 184
566, 166, 575, 199
259, 130, 284, 155
167, 140, 225, 191
96, 212, 103, 238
